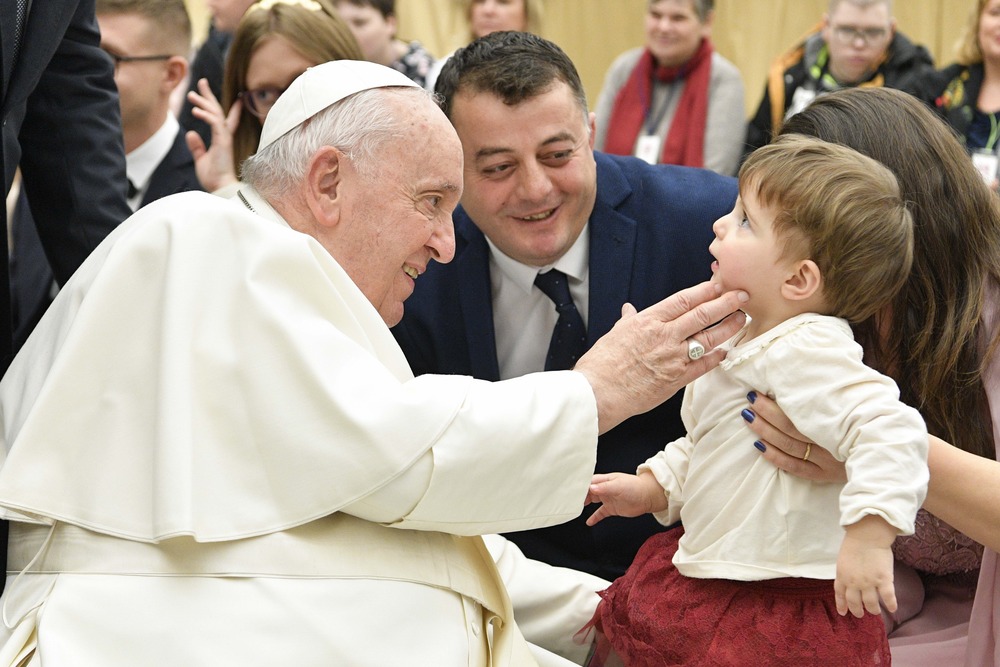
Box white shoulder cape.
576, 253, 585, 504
0, 189, 479, 542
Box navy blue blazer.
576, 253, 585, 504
393, 152, 738, 579
1, 0, 131, 370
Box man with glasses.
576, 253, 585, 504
744, 0, 935, 155
96, 0, 201, 210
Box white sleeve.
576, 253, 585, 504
384, 371, 599, 535
763, 322, 928, 534
484, 533, 609, 665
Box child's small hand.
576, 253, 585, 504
834, 515, 898, 617
585, 471, 667, 526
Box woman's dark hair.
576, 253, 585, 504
782, 87, 1000, 459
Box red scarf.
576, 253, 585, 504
603, 39, 714, 168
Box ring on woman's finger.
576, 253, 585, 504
686, 338, 706, 361
802, 443, 812, 463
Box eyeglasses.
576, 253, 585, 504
831, 25, 890, 46
238, 86, 288, 120
102, 49, 172, 73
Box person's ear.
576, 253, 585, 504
781, 259, 822, 302
304, 146, 345, 229
588, 111, 597, 149
164, 56, 188, 92
387, 13, 398, 39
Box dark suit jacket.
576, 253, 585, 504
2, 0, 130, 369
393, 151, 738, 579
11, 128, 202, 349
1, 0, 130, 597
140, 128, 203, 207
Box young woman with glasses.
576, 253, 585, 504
185, 0, 362, 194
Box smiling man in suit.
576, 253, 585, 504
393, 31, 738, 580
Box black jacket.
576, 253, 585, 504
745, 30, 936, 155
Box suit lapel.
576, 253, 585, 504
454, 217, 501, 381
142, 130, 197, 207
2, 8, 18, 99
5, 1, 76, 108
587, 205, 637, 342
587, 154, 639, 342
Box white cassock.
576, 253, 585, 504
0, 188, 607, 666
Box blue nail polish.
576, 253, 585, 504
753, 440, 766, 452
741, 408, 755, 423
747, 391, 757, 403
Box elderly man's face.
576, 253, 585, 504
334, 95, 463, 326
821, 1, 894, 85
450, 81, 598, 268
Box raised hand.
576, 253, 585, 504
185, 78, 243, 192
574, 281, 747, 434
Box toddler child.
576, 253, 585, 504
584, 133, 928, 666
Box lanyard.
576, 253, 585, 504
644, 82, 681, 135
987, 112, 1000, 153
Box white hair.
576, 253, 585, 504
828, 0, 892, 13
241, 86, 437, 200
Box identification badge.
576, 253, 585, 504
972, 150, 999, 186
635, 135, 662, 165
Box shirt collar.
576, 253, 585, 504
485, 223, 590, 294
125, 114, 180, 193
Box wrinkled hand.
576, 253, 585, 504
574, 281, 747, 434
185, 78, 242, 192
835, 515, 898, 617
585, 472, 666, 526
744, 392, 846, 483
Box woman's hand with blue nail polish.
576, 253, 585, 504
744, 392, 846, 483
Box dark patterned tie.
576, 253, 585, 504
12, 0, 27, 65
534, 269, 587, 371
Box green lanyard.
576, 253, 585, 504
987, 112, 1000, 152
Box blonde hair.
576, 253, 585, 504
956, 0, 989, 65
96, 0, 192, 56
739, 134, 913, 324
223, 0, 363, 175
828, 0, 891, 13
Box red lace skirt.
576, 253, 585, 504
584, 526, 890, 667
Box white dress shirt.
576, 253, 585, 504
124, 114, 179, 211
487, 226, 590, 379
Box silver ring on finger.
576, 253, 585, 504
687, 338, 706, 361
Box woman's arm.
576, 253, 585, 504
922, 435, 1000, 553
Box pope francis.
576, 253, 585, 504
0, 60, 746, 666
